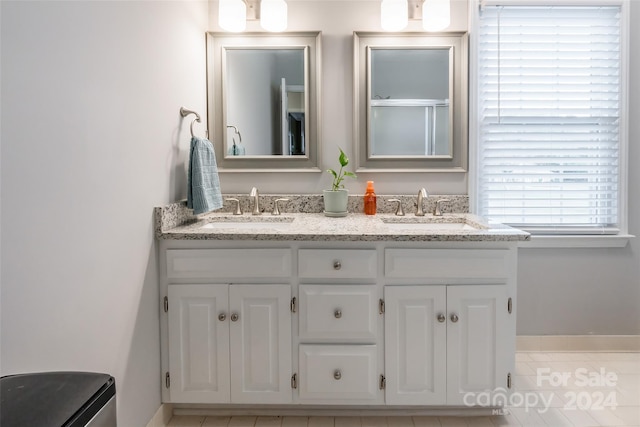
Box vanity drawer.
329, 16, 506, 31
298, 249, 377, 280
298, 345, 378, 402
385, 249, 510, 280
166, 249, 292, 280
299, 285, 377, 342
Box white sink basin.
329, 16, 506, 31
380, 216, 486, 232
383, 222, 479, 231
201, 218, 294, 231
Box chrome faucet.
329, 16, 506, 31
249, 187, 261, 215
416, 188, 429, 216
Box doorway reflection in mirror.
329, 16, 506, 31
224, 48, 306, 157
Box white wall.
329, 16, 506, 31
0, 1, 208, 426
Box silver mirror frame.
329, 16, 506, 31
207, 32, 322, 172
353, 32, 469, 172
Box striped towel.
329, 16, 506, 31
187, 136, 223, 215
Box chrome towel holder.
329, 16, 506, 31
180, 106, 204, 139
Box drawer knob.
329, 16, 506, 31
450, 313, 459, 323
437, 314, 445, 323
334, 309, 342, 319
218, 313, 227, 321
333, 260, 342, 270
334, 370, 342, 380
231, 313, 239, 322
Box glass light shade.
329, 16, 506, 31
219, 0, 246, 32
261, 0, 288, 32
381, 0, 408, 31
422, 0, 450, 31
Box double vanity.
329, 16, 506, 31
155, 196, 529, 414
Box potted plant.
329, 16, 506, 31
323, 148, 357, 216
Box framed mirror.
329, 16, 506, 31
353, 32, 468, 172
206, 32, 322, 171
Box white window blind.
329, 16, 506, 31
476, 5, 622, 234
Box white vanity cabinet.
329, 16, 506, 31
162, 248, 293, 404
159, 241, 518, 412
168, 284, 292, 404
384, 285, 511, 405
296, 248, 383, 405
383, 248, 516, 406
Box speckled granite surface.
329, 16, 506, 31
155, 195, 529, 242
155, 194, 468, 232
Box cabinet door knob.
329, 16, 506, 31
231, 313, 239, 322
333, 260, 342, 270
450, 313, 459, 323
334, 309, 342, 319
218, 313, 227, 321
437, 314, 446, 323
334, 370, 342, 380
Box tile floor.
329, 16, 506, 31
168, 352, 640, 427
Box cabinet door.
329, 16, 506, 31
229, 284, 292, 404
446, 285, 511, 405
168, 284, 230, 403
384, 286, 447, 405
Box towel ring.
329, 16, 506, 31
180, 106, 202, 138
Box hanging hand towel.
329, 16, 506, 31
187, 136, 223, 215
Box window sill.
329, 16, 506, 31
518, 234, 634, 249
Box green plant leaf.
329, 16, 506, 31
343, 171, 357, 178
327, 169, 338, 179
338, 149, 349, 167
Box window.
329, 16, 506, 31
474, 3, 627, 235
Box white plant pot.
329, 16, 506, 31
322, 189, 349, 216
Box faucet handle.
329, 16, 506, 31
272, 198, 290, 215
434, 199, 451, 216
226, 198, 242, 215
388, 199, 405, 216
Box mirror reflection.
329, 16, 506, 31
224, 48, 306, 157
206, 32, 321, 171
353, 32, 469, 172
369, 48, 451, 157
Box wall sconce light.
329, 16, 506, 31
261, 0, 288, 32
219, 0, 288, 32
219, 0, 247, 32
381, 0, 450, 32
381, 0, 408, 31
422, 0, 450, 31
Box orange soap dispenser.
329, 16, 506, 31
364, 181, 377, 215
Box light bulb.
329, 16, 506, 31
381, 0, 408, 31
219, 0, 246, 32
261, 0, 288, 32
423, 0, 450, 31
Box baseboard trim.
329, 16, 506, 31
172, 406, 500, 417
516, 335, 640, 352
145, 403, 173, 427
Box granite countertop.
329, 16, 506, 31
156, 198, 530, 242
